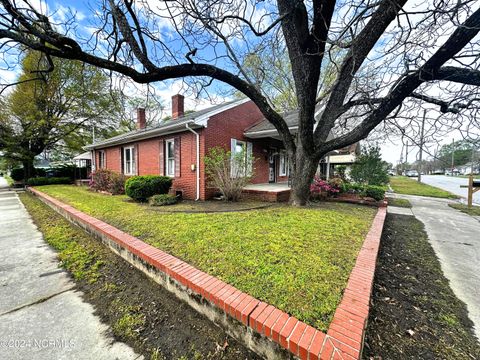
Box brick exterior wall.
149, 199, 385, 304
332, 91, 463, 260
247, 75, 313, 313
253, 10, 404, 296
93, 100, 287, 200
95, 130, 201, 200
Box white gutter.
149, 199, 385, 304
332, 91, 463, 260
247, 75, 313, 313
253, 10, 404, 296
185, 122, 200, 201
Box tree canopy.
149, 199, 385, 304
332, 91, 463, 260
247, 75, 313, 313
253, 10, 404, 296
0, 50, 122, 177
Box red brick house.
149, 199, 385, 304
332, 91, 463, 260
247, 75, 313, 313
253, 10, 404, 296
85, 95, 359, 201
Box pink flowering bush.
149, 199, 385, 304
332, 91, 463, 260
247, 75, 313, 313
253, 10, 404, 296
310, 176, 340, 197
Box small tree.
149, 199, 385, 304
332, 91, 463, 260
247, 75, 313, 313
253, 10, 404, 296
204, 147, 254, 202
350, 146, 389, 186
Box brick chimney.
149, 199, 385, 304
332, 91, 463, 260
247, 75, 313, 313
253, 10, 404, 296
171, 94, 184, 120
136, 107, 146, 130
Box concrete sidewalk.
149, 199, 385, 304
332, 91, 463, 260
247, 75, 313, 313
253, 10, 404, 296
389, 193, 480, 340
0, 177, 141, 360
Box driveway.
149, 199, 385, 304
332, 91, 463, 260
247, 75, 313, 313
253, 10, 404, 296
0, 177, 141, 360
421, 175, 480, 205
388, 194, 480, 340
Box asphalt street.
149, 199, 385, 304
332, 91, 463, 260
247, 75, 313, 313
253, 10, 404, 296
421, 175, 480, 205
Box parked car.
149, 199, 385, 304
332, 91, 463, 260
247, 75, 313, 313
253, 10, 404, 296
406, 170, 419, 177
445, 169, 460, 176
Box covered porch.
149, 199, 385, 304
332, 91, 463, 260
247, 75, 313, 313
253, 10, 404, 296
242, 182, 291, 202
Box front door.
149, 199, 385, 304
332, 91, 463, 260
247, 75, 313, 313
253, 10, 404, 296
268, 153, 276, 183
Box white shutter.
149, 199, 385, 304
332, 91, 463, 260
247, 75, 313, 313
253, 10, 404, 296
247, 142, 253, 176
230, 138, 237, 178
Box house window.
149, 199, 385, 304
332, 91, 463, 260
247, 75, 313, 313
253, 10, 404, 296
279, 151, 289, 176
231, 139, 252, 177
98, 150, 105, 169
123, 146, 136, 175
165, 139, 175, 177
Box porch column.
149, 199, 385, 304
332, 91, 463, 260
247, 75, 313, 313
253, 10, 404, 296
326, 156, 330, 180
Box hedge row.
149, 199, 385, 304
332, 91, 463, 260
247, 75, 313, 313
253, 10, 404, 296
26, 177, 72, 186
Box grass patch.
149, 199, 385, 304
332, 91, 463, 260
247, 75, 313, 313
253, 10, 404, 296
448, 203, 480, 216
34, 185, 376, 331
386, 197, 412, 208
363, 214, 480, 359
19, 192, 103, 283
390, 176, 458, 199
4, 175, 14, 186
111, 300, 146, 340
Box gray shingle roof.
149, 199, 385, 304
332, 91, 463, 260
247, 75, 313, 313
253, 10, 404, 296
84, 99, 240, 150
244, 109, 300, 134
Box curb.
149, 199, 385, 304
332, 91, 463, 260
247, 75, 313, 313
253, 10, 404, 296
28, 187, 386, 359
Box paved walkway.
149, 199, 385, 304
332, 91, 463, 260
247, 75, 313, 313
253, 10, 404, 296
0, 177, 141, 360
389, 193, 480, 340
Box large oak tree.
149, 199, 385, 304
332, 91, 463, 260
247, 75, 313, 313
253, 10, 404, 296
1, 0, 479, 204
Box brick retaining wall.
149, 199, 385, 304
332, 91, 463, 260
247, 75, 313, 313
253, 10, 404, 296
28, 187, 386, 359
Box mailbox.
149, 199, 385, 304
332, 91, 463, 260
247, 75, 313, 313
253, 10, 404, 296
473, 180, 480, 188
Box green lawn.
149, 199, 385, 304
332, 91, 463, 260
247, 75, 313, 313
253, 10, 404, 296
31, 185, 377, 331
386, 197, 412, 208
3, 175, 14, 186
390, 176, 458, 199
448, 203, 480, 217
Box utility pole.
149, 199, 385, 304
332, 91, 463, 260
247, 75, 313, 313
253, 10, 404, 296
418, 109, 426, 182
451, 138, 455, 175
471, 142, 475, 175
399, 141, 404, 175
405, 141, 409, 175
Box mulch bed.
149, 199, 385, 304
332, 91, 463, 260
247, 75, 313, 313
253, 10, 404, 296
80, 252, 260, 359
363, 214, 480, 359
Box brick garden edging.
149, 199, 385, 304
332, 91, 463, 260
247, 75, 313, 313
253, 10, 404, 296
28, 187, 386, 360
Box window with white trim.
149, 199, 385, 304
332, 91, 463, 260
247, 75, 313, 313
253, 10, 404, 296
165, 139, 175, 177
279, 151, 289, 176
98, 150, 105, 169
123, 146, 136, 175
230, 138, 253, 177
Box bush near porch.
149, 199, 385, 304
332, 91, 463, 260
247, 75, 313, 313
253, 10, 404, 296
34, 185, 376, 331
310, 176, 387, 201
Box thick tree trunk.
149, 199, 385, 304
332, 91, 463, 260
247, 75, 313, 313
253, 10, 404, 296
22, 159, 35, 181
289, 151, 319, 206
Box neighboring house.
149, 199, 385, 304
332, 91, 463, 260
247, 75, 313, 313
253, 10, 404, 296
458, 162, 480, 175
85, 95, 359, 201
317, 143, 361, 179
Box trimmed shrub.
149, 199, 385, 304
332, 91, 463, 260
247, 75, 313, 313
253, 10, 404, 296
90, 169, 126, 195
365, 185, 386, 201
27, 177, 72, 186
125, 175, 172, 202
341, 182, 364, 193
10, 168, 24, 181
149, 194, 178, 206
